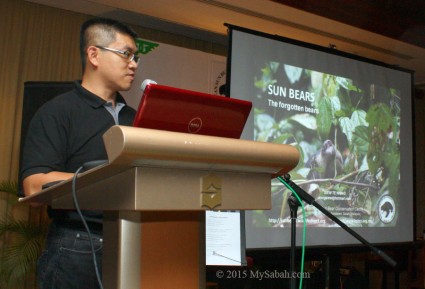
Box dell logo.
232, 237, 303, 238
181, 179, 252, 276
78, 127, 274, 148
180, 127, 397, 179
188, 117, 202, 133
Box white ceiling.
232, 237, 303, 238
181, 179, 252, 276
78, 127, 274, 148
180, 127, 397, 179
27, 0, 425, 86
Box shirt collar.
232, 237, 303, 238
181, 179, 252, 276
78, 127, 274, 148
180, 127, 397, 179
74, 80, 127, 108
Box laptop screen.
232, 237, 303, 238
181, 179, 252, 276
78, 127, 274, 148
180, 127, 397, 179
132, 83, 252, 139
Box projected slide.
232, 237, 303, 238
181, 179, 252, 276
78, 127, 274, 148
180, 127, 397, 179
228, 25, 414, 247
253, 63, 400, 228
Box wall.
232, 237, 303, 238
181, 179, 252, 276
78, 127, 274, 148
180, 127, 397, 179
121, 40, 226, 109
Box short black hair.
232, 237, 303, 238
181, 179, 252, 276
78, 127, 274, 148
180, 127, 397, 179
79, 18, 139, 71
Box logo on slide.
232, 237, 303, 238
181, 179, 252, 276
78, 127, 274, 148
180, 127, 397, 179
188, 117, 202, 133
378, 195, 396, 224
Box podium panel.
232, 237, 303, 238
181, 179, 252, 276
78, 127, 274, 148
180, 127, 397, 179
50, 167, 272, 211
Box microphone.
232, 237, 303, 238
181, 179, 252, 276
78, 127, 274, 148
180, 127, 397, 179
141, 79, 157, 92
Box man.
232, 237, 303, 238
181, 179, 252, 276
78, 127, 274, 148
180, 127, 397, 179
20, 18, 140, 289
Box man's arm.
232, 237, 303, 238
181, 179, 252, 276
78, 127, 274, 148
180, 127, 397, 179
23, 172, 74, 197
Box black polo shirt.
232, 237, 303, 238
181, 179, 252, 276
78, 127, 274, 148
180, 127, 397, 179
21, 81, 136, 179
21, 81, 136, 223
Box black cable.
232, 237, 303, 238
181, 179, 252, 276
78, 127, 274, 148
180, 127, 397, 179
71, 166, 104, 289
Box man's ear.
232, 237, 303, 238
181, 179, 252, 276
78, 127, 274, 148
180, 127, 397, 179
86, 46, 100, 68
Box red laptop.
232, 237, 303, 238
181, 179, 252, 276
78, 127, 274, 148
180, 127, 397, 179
132, 82, 252, 139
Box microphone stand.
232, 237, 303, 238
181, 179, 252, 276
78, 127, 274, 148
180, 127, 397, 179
280, 174, 397, 289
287, 194, 301, 289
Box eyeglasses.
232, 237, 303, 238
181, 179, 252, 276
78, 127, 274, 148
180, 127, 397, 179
95, 45, 140, 63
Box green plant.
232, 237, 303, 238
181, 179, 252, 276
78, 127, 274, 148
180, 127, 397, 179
0, 180, 48, 289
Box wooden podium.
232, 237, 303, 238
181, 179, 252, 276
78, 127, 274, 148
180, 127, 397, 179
20, 125, 299, 289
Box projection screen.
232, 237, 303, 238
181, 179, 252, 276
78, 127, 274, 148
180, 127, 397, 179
226, 25, 414, 248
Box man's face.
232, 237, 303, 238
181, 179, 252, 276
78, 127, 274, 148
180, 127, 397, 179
98, 32, 139, 92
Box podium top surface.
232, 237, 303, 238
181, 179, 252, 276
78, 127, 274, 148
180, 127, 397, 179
20, 126, 300, 207
103, 126, 299, 174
